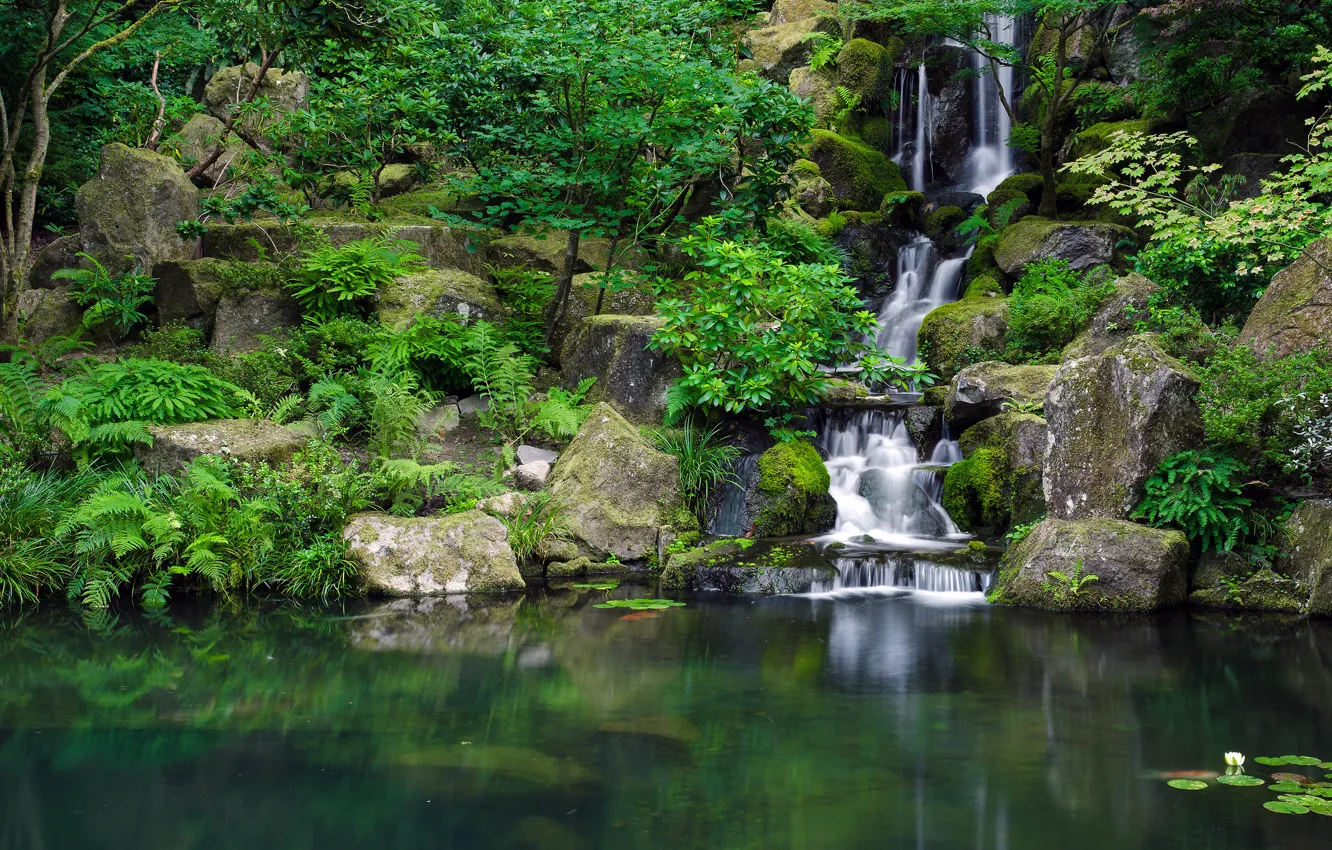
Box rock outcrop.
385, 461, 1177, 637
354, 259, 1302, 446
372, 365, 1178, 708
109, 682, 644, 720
342, 510, 524, 595
917, 298, 1009, 383
17, 286, 82, 344
1043, 335, 1203, 520
135, 419, 310, 473
167, 113, 253, 185
943, 412, 1048, 533
1239, 238, 1332, 360
203, 64, 309, 149
559, 315, 681, 424
806, 129, 907, 212
377, 268, 503, 327
945, 362, 1057, 431
1287, 500, 1332, 617
749, 439, 836, 537
991, 518, 1190, 610
743, 17, 840, 84
153, 258, 236, 334
547, 404, 681, 562
1063, 272, 1159, 359
993, 217, 1134, 277
209, 287, 303, 354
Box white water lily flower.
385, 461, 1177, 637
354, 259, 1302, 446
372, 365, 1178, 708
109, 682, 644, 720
1225, 752, 1245, 767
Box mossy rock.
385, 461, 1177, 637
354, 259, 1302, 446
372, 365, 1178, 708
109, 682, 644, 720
993, 216, 1135, 276
136, 419, 310, 475
1063, 271, 1160, 359
963, 275, 1004, 299
789, 66, 837, 127
163, 113, 256, 187
1064, 118, 1164, 162
807, 129, 907, 212
839, 114, 894, 157
767, 0, 837, 26
343, 510, 524, 595
751, 440, 836, 537
917, 298, 1009, 384
945, 361, 1057, 431
16, 286, 82, 346
380, 185, 472, 218
967, 242, 1005, 286
880, 190, 926, 227
925, 205, 966, 241
942, 412, 1047, 534
377, 268, 503, 327
1239, 237, 1332, 360
153, 258, 260, 334
203, 64, 309, 144
983, 189, 1031, 228
835, 38, 892, 105
744, 17, 841, 84
1189, 567, 1307, 613
209, 287, 302, 355
559, 314, 681, 424
1286, 499, 1332, 616
661, 540, 749, 590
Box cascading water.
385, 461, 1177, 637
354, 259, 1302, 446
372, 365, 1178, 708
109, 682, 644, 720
969, 14, 1020, 197
892, 65, 932, 192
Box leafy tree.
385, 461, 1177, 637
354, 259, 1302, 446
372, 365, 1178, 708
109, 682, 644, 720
844, 0, 1119, 216
650, 218, 923, 419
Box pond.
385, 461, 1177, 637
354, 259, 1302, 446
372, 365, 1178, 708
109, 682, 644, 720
0, 575, 1329, 849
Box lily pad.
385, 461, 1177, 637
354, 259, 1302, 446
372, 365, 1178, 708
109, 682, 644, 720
1216, 775, 1265, 787
572, 581, 620, 590
1167, 779, 1208, 790
1272, 772, 1316, 785
1255, 757, 1290, 766
1265, 801, 1309, 815
1270, 782, 1310, 793
1284, 756, 1324, 766
594, 598, 686, 610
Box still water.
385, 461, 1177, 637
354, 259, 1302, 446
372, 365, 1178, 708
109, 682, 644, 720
0, 581, 1329, 849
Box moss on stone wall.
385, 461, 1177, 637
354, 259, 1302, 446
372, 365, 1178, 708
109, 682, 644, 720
753, 439, 836, 536
807, 129, 906, 211
925, 205, 966, 241
835, 38, 892, 105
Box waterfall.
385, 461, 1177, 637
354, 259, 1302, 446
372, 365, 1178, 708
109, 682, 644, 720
912, 64, 931, 191
710, 454, 759, 536
969, 14, 1019, 197
893, 65, 933, 192
810, 556, 993, 594
873, 237, 970, 371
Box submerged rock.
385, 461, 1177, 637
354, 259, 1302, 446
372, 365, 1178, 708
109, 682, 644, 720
547, 403, 681, 562
343, 510, 524, 595
993, 217, 1134, 277
75, 143, 198, 275
559, 315, 681, 424
943, 412, 1048, 534
945, 362, 1057, 431
749, 439, 836, 537
135, 419, 309, 474
1189, 567, 1307, 613
991, 518, 1189, 611
1043, 335, 1202, 520
1239, 237, 1332, 359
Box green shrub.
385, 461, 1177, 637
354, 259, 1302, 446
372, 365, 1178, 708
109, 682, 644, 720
502, 492, 571, 565
1133, 450, 1253, 553
1006, 259, 1113, 362
288, 234, 426, 320
53, 253, 155, 339
490, 264, 556, 357
55, 359, 241, 426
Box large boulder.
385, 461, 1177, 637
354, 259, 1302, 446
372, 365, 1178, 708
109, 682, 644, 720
1239, 237, 1332, 360
547, 403, 681, 562
342, 511, 524, 595
1287, 500, 1332, 617
788, 68, 837, 130
993, 217, 1134, 277
17, 286, 82, 345
488, 230, 633, 276
551, 273, 657, 353
750, 439, 836, 537
743, 17, 840, 84
202, 221, 489, 276
559, 315, 681, 424
942, 412, 1048, 534
209, 287, 303, 354
767, 0, 836, 26
945, 362, 1057, 431
377, 268, 503, 327
153, 258, 241, 334
165, 113, 253, 186
835, 38, 893, 105
917, 297, 1009, 383
135, 419, 309, 474
807, 130, 907, 212
990, 518, 1190, 611
1063, 271, 1159, 359
25, 234, 81, 290
75, 143, 198, 276
1188, 87, 1310, 162
1044, 334, 1203, 520
203, 64, 309, 148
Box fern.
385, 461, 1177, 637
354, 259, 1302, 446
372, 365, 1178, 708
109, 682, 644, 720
288, 233, 427, 321
0, 352, 44, 457
363, 368, 434, 459
663, 382, 693, 426
53, 252, 155, 338
1134, 450, 1254, 552
802, 32, 843, 73
956, 197, 1026, 250
831, 85, 862, 127
376, 457, 501, 515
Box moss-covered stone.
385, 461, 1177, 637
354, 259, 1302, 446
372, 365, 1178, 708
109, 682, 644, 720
983, 189, 1031, 228
379, 185, 470, 217
16, 285, 82, 345
153, 258, 250, 334
743, 17, 840, 84
1239, 237, 1332, 360
547, 403, 681, 562
788, 66, 837, 128
1064, 118, 1163, 162
767, 0, 837, 26
945, 362, 1058, 431
880, 190, 926, 227
203, 64, 309, 146
807, 129, 907, 212
990, 518, 1189, 611
1189, 567, 1307, 613
835, 38, 892, 105
994, 172, 1045, 198
1287, 499, 1332, 616
993, 216, 1135, 276
750, 439, 836, 536
135, 419, 310, 474
378, 268, 503, 327
661, 540, 749, 590
164, 113, 255, 186
343, 510, 524, 595
1187, 87, 1309, 162
942, 412, 1047, 534
559, 315, 681, 424
839, 114, 894, 157
924, 205, 967, 241
1063, 271, 1159, 359
963, 275, 1004, 299
489, 228, 637, 275
967, 242, 1005, 285
917, 298, 1009, 384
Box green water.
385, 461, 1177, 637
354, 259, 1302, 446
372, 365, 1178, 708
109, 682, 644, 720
0, 581, 1329, 849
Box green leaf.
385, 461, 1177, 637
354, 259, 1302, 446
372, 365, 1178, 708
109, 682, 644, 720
1264, 801, 1309, 815
594, 598, 686, 610
1166, 779, 1208, 790
1255, 756, 1290, 766
1215, 775, 1265, 787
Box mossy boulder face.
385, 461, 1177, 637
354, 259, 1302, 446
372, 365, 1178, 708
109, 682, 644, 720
135, 419, 310, 474
1189, 567, 1307, 613
807, 130, 907, 212
993, 217, 1135, 276
835, 38, 892, 105
943, 412, 1048, 534
750, 439, 836, 537
990, 518, 1189, 611
743, 17, 840, 84
489, 230, 633, 276
661, 539, 748, 590
1064, 118, 1164, 162
924, 205, 967, 243
559, 315, 681, 424
165, 113, 254, 186
788, 66, 837, 129
210, 287, 303, 354
1239, 237, 1332, 360
203, 64, 309, 148
75, 143, 199, 276
551, 273, 658, 351
1063, 272, 1159, 359
379, 184, 471, 218
967, 242, 1005, 285
767, 0, 836, 26
153, 258, 242, 334
963, 275, 1004, 299
342, 510, 524, 595
1044, 334, 1203, 521
983, 189, 1031, 228
547, 403, 681, 562
1286, 499, 1332, 616
25, 234, 81, 290
880, 190, 927, 227
320, 222, 490, 276
16, 286, 82, 345
917, 298, 1009, 384
377, 268, 503, 327
945, 362, 1058, 431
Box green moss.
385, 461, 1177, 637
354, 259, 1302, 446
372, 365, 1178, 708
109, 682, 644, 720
379, 186, 466, 218
984, 189, 1031, 228
661, 539, 746, 590
1188, 568, 1307, 613
993, 173, 1044, 198
753, 439, 835, 536
842, 114, 894, 156
916, 297, 1009, 382
835, 38, 891, 104
925, 205, 966, 240
967, 243, 1005, 284
377, 268, 502, 327
880, 190, 926, 227
943, 447, 1008, 531
964, 275, 1004, 299
790, 158, 822, 177
807, 129, 906, 212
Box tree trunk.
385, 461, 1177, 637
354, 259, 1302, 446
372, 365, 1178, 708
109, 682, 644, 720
1037, 24, 1072, 219
1, 64, 50, 345
542, 228, 582, 354
187, 51, 279, 181
593, 232, 622, 316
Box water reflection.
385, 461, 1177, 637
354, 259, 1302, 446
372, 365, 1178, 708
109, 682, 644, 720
0, 592, 1328, 849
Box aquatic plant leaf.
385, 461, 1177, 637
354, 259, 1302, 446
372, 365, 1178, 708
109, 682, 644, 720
1216, 775, 1264, 787
572, 582, 620, 590
1167, 779, 1208, 790
1270, 782, 1310, 793
1285, 756, 1323, 766
1320, 762, 1332, 770
1271, 772, 1316, 785
1255, 756, 1290, 766
1265, 801, 1309, 814
594, 599, 686, 610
